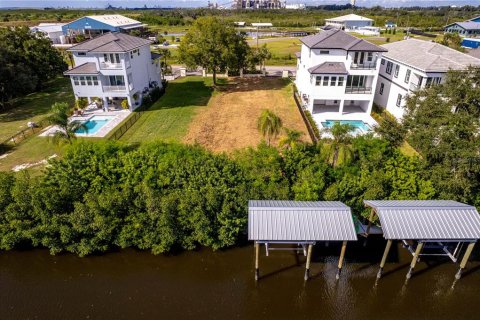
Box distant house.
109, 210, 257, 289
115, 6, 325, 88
63, 32, 162, 111
62, 15, 146, 39
324, 14, 373, 31
251, 23, 273, 28
234, 22, 246, 27
30, 23, 66, 44
374, 39, 480, 119
444, 21, 480, 37
295, 29, 387, 131
385, 21, 397, 28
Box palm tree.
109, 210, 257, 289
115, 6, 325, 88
46, 102, 86, 145
326, 122, 355, 167
158, 48, 171, 79
257, 109, 283, 146
279, 128, 303, 150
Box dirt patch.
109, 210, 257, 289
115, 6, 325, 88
183, 77, 310, 153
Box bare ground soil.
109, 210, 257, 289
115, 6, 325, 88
183, 77, 311, 153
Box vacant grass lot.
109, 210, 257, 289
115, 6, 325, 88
120, 77, 215, 144
0, 77, 74, 142
248, 38, 302, 66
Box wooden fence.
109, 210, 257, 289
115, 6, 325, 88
107, 111, 143, 140
292, 89, 320, 143
1, 119, 49, 148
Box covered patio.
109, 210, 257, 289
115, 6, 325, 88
363, 200, 480, 280
248, 200, 357, 281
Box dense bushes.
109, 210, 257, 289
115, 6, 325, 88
0, 138, 434, 256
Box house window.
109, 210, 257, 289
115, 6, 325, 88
109, 75, 125, 86
319, 50, 330, 55
73, 76, 79, 85
367, 52, 373, 62
405, 69, 411, 83
426, 77, 442, 87
137, 49, 140, 56
379, 82, 384, 95
130, 51, 133, 59
78, 52, 86, 56
104, 53, 120, 64
80, 76, 86, 86
386, 61, 393, 74
381, 58, 385, 65
330, 76, 337, 86
394, 64, 400, 78
315, 76, 322, 86
396, 94, 402, 107
338, 77, 344, 86
85, 76, 92, 86
322, 76, 329, 86
92, 76, 98, 86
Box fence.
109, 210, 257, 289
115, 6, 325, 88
292, 89, 320, 143
107, 111, 143, 140
1, 119, 49, 148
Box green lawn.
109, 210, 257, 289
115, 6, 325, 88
120, 77, 215, 144
248, 38, 302, 66
0, 77, 74, 142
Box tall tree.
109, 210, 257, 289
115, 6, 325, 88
178, 17, 249, 84
257, 109, 283, 146
325, 122, 355, 168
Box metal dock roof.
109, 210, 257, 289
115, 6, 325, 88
364, 200, 480, 240
248, 200, 357, 241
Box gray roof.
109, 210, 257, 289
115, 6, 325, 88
308, 62, 348, 74
364, 200, 480, 240
68, 32, 151, 53
63, 62, 99, 75
300, 29, 387, 52
445, 21, 480, 31
382, 39, 480, 72
248, 200, 357, 241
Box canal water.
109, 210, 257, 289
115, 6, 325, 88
1, 237, 479, 320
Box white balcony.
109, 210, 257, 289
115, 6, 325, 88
100, 62, 123, 70
103, 85, 127, 92
409, 82, 419, 91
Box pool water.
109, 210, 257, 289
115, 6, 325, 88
321, 120, 371, 133
75, 116, 115, 135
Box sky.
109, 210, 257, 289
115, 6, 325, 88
0, 0, 478, 9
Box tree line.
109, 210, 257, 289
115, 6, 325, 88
0, 27, 67, 110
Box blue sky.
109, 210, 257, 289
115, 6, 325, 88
0, 0, 478, 8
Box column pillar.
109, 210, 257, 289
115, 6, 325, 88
377, 239, 392, 279
127, 95, 134, 111
255, 242, 260, 281
87, 96, 92, 103
336, 241, 348, 280
304, 244, 313, 281
339, 100, 345, 115
455, 242, 476, 280
406, 241, 424, 279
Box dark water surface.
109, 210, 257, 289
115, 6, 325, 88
1, 238, 479, 320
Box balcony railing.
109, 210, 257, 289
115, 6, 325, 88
100, 62, 123, 69
409, 82, 419, 91
103, 85, 127, 92
350, 61, 377, 70
345, 86, 372, 94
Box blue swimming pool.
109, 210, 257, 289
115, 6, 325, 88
321, 120, 371, 133
75, 116, 115, 135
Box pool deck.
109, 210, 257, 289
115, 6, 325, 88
40, 109, 131, 138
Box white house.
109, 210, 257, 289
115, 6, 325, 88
64, 32, 162, 111
295, 30, 387, 130
62, 15, 146, 40
374, 39, 480, 120
30, 23, 66, 44
324, 14, 374, 31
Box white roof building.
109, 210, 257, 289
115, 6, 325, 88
325, 14, 374, 31
374, 39, 480, 119
30, 23, 66, 44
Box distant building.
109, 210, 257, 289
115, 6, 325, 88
285, 3, 306, 10
462, 38, 480, 49
62, 15, 146, 40
324, 14, 374, 31
234, 22, 246, 27
251, 23, 273, 28
385, 21, 397, 28
444, 22, 480, 37
63, 32, 162, 111
232, 0, 285, 9
30, 23, 66, 44
374, 39, 480, 119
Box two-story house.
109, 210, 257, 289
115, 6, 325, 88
374, 39, 480, 119
295, 29, 387, 129
64, 32, 162, 111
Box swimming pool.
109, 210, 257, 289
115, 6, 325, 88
321, 120, 372, 134
75, 116, 115, 135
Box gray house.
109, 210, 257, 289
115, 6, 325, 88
444, 21, 480, 37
